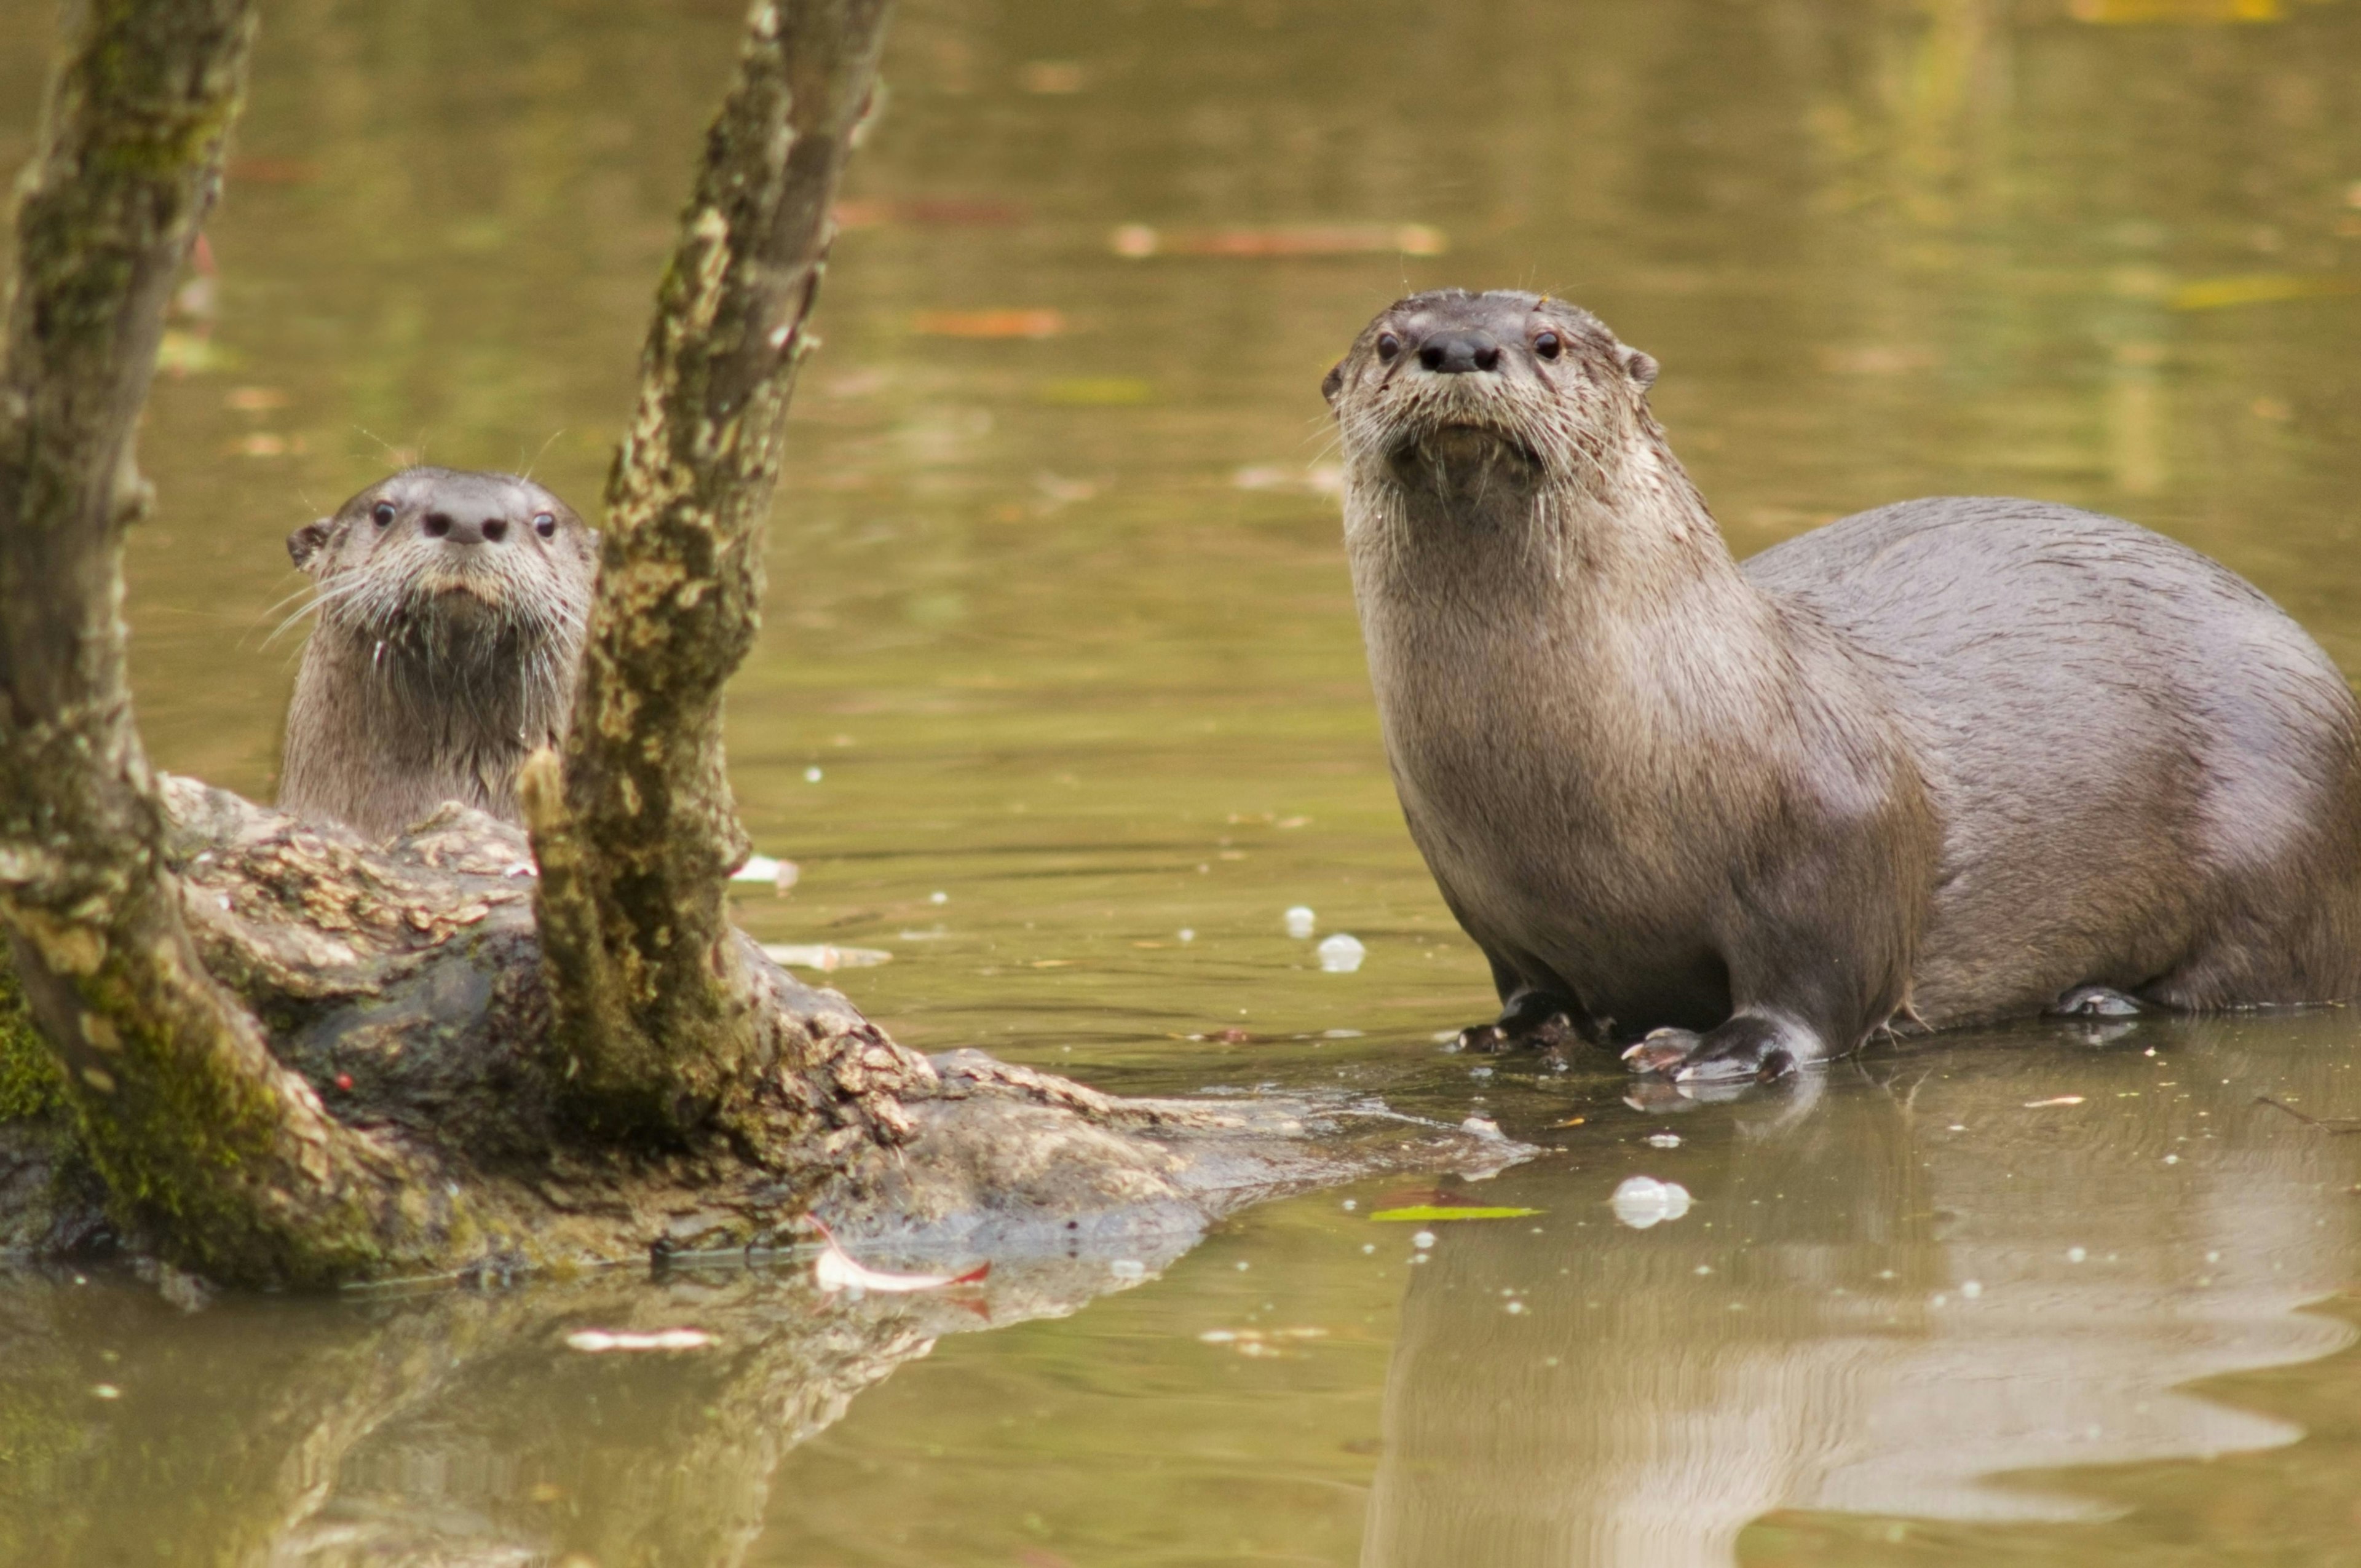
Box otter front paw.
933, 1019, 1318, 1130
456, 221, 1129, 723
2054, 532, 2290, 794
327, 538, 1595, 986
1621, 1017, 1800, 1084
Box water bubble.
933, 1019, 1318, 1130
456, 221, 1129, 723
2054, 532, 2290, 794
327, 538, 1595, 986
1177, 928, 1195, 942
804, 766, 823, 783
1284, 905, 1316, 939
1611, 1175, 1694, 1230
930, 891, 949, 905
1646, 1132, 1681, 1148
1412, 1231, 1437, 1250
2067, 1246, 2087, 1263
1316, 933, 1366, 972
1960, 1280, 1983, 1299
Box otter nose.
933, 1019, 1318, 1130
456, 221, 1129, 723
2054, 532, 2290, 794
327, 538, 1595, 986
1418, 331, 1501, 374
421, 511, 510, 545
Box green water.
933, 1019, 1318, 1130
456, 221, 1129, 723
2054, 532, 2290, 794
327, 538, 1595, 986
5, 0, 2361, 1561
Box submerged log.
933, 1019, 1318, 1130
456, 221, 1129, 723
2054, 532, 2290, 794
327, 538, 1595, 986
0, 777, 1517, 1273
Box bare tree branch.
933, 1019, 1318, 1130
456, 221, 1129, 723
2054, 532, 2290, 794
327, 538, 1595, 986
526, 0, 895, 1138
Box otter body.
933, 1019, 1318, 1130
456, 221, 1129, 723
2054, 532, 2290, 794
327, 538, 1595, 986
1326, 291, 2361, 1081
279, 467, 596, 840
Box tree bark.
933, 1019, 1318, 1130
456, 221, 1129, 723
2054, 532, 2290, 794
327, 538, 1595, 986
0, 0, 448, 1285
524, 0, 894, 1141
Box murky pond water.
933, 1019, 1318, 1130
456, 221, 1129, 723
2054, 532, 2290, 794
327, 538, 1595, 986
6, 0, 2361, 1561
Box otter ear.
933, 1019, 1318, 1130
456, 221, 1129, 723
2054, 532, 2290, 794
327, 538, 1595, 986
287, 518, 332, 570
1618, 345, 1659, 391
1321, 361, 1345, 404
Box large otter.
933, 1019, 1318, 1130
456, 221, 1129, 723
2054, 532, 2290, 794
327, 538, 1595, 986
1325, 290, 2361, 1082
279, 467, 596, 840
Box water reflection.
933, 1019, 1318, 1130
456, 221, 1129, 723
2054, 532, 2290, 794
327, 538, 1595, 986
0, 1250, 1181, 1566
1365, 1018, 2361, 1566
1, 1022, 2349, 1565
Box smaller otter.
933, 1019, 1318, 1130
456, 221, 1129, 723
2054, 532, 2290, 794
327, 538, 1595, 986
278, 467, 596, 840
1325, 290, 2361, 1082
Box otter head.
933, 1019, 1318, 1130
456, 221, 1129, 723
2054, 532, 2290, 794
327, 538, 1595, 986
1324, 290, 1663, 532
288, 467, 596, 658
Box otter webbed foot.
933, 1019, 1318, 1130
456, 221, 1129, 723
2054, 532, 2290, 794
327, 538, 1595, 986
1622, 1014, 1805, 1084
1456, 991, 1583, 1054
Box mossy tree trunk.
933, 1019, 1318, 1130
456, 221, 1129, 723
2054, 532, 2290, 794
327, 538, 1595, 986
0, 0, 445, 1283
523, 0, 893, 1143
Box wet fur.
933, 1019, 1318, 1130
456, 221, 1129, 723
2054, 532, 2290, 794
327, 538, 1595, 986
1327, 290, 2361, 1077
279, 467, 596, 840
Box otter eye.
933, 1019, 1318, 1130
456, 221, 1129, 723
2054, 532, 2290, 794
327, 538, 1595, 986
1375, 333, 1401, 363
370, 501, 397, 527
1533, 332, 1562, 361
532, 511, 558, 539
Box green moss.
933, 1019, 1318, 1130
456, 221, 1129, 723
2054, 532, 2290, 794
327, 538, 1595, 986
0, 961, 66, 1124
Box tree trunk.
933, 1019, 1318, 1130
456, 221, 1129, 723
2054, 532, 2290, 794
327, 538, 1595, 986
523, 0, 893, 1143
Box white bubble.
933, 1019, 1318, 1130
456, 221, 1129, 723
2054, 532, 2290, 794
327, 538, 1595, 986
930, 891, 948, 905
1611, 1176, 1693, 1230
1177, 928, 1195, 943
1411, 1230, 1437, 1250
2067, 1246, 2087, 1263
1316, 933, 1366, 972
1284, 905, 1316, 939
804, 766, 823, 782
1960, 1280, 1983, 1299
1646, 1132, 1681, 1149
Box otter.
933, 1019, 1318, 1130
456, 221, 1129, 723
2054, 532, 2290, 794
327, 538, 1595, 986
1324, 290, 2361, 1082
278, 467, 596, 840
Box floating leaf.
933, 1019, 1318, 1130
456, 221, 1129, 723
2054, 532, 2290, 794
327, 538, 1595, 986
2069, 0, 2278, 20
1111, 223, 1446, 259
761, 943, 890, 971
732, 854, 799, 892
564, 1328, 714, 1353
911, 308, 1065, 339
809, 1218, 989, 1293
1369, 1205, 1541, 1223
2169, 274, 2358, 311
